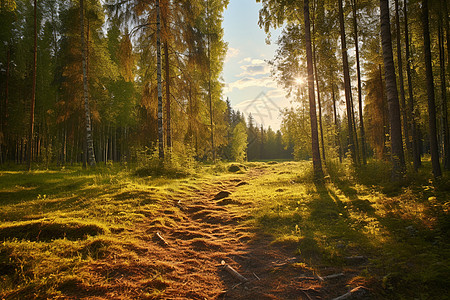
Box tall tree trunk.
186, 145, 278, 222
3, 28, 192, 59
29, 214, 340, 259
350, 91, 360, 163
112, 127, 115, 161
395, 0, 411, 163
438, 10, 449, 171
156, 0, 164, 161
187, 80, 192, 144
80, 0, 96, 167
164, 42, 172, 150
109, 125, 113, 161
1, 46, 10, 164
304, 0, 323, 179
404, 0, 420, 171
351, 0, 367, 165
379, 64, 389, 159
63, 126, 67, 164
380, 0, 406, 180
27, 0, 37, 170
338, 0, 357, 165
315, 64, 326, 164
206, 0, 215, 162
445, 0, 450, 80
332, 82, 342, 163
83, 18, 91, 169
422, 0, 442, 177
311, 2, 326, 164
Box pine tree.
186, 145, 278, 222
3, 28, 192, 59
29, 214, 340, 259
380, 0, 406, 180
422, 0, 441, 177
338, 0, 357, 165
27, 0, 37, 170
304, 0, 323, 178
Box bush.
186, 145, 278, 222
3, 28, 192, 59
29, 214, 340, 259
133, 145, 196, 178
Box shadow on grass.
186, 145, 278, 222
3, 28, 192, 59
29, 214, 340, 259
0, 172, 87, 206
0, 219, 106, 242
254, 169, 450, 298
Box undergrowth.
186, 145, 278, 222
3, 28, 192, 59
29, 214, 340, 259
240, 160, 450, 299
0, 162, 193, 299
1, 160, 448, 299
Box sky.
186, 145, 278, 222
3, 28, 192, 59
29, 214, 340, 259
222, 0, 289, 131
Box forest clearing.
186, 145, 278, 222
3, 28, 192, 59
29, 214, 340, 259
2, 0, 450, 298
0, 160, 449, 299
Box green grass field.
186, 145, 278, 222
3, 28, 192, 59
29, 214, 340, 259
0, 161, 449, 299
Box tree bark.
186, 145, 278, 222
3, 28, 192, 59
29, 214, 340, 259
404, 0, 420, 171
395, 0, 411, 163
380, 0, 406, 180
206, 0, 215, 162
311, 1, 326, 164
304, 0, 323, 179
83, 18, 91, 168
164, 42, 172, 150
439, 4, 449, 171
2, 46, 11, 163
80, 0, 96, 167
156, 0, 164, 161
332, 82, 342, 163
379, 64, 389, 159
445, 0, 450, 80
315, 63, 326, 164
27, 0, 37, 170
351, 0, 366, 165
422, 0, 442, 177
338, 0, 357, 165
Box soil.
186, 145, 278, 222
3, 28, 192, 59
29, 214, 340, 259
74, 168, 370, 300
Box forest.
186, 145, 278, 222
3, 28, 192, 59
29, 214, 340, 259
0, 0, 449, 299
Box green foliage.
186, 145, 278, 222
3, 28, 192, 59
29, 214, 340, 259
134, 146, 196, 179
281, 107, 311, 160
0, 0, 16, 12
230, 121, 247, 162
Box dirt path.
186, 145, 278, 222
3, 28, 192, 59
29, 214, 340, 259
139, 168, 352, 300
80, 168, 366, 300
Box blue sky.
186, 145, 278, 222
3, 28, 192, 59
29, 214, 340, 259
222, 0, 288, 131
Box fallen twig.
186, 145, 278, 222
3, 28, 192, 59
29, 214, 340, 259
299, 289, 314, 300
156, 232, 170, 246
221, 260, 248, 283
331, 286, 369, 300
232, 282, 244, 289
319, 273, 345, 281
252, 272, 261, 281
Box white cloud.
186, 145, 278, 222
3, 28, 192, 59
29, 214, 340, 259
235, 57, 271, 77
224, 76, 277, 93
239, 57, 265, 65
238, 63, 270, 77
239, 57, 252, 63
225, 47, 240, 61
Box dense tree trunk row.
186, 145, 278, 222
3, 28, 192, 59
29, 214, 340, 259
259, 0, 449, 179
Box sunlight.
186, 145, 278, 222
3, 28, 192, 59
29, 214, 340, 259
295, 76, 306, 86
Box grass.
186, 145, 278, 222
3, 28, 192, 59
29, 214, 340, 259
0, 160, 449, 299
0, 163, 205, 299
234, 159, 450, 299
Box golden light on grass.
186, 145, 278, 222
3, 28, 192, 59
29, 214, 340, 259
0, 161, 448, 299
